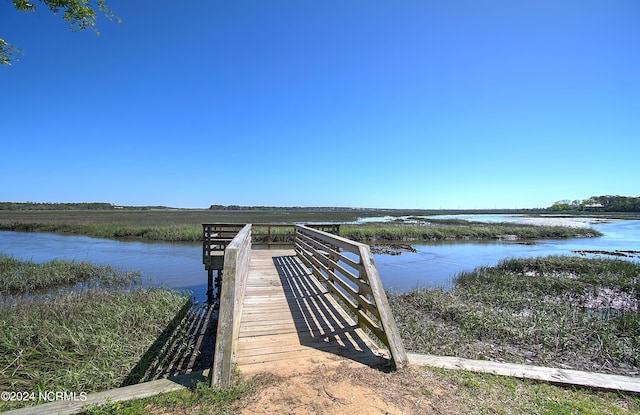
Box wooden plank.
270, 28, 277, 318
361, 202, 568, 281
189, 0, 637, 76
2, 371, 206, 415
237, 339, 355, 356
236, 345, 378, 366
408, 353, 640, 393
233, 250, 389, 378
239, 308, 347, 326
237, 332, 370, 355
239, 314, 313, 326
239, 325, 300, 337
238, 326, 366, 345
240, 302, 294, 311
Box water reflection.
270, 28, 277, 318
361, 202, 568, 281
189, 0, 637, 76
0, 231, 208, 301
1, 217, 638, 298
374, 219, 640, 291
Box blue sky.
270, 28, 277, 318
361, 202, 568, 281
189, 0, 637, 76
1, 1, 638, 209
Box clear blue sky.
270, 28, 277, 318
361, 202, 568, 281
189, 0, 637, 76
1, 1, 638, 209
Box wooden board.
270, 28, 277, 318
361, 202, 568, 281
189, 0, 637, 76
234, 250, 389, 377
408, 353, 640, 393
3, 371, 206, 415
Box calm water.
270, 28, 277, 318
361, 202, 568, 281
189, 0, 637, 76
376, 218, 640, 291
0, 232, 208, 301
1, 216, 638, 299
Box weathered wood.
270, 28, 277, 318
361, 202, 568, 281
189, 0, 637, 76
294, 225, 408, 368
205, 224, 403, 382
203, 223, 339, 250
296, 225, 361, 255
233, 250, 389, 378
358, 244, 408, 367
2, 371, 206, 415
202, 224, 246, 269
408, 353, 640, 393
211, 224, 252, 387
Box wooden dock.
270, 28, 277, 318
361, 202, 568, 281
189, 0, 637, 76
235, 249, 388, 376
209, 224, 407, 386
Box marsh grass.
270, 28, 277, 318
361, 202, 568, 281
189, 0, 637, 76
0, 256, 191, 412
0, 288, 190, 411
0, 254, 140, 294
0, 222, 203, 242
251, 225, 295, 245
428, 367, 640, 415
390, 256, 640, 376
0, 209, 603, 243
341, 222, 601, 242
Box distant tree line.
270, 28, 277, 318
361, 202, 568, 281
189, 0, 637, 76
208, 204, 368, 211
550, 195, 640, 212
0, 203, 181, 211
0, 202, 116, 210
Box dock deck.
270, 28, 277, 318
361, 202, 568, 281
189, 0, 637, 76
235, 249, 389, 376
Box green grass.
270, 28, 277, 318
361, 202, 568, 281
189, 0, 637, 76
0, 222, 203, 242
0, 288, 190, 412
0, 209, 602, 242
83, 376, 255, 415
427, 367, 640, 415
0, 208, 387, 228
0, 256, 191, 412
0, 254, 140, 294
390, 256, 640, 376
341, 222, 601, 242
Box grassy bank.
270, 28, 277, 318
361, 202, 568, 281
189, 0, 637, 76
0, 208, 386, 229
0, 209, 602, 242
390, 256, 640, 376
0, 257, 190, 412
341, 221, 601, 242
426, 367, 640, 414
0, 221, 203, 242
84, 376, 254, 415
0, 254, 140, 294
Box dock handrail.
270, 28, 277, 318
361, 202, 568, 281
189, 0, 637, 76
251, 223, 340, 246
211, 224, 252, 386
202, 224, 246, 269
203, 223, 340, 253
293, 224, 408, 368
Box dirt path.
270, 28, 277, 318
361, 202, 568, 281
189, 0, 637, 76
237, 361, 458, 414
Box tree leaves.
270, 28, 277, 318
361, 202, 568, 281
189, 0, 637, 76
2, 0, 120, 65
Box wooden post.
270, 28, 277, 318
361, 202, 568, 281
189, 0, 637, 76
360, 245, 408, 369
211, 224, 252, 387
215, 270, 222, 299
207, 269, 214, 304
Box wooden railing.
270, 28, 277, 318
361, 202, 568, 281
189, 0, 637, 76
207, 222, 405, 386
250, 223, 297, 247
210, 224, 252, 387
202, 224, 245, 270
251, 223, 340, 246
293, 225, 408, 368
203, 223, 340, 258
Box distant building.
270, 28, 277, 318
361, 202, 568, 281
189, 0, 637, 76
583, 203, 603, 210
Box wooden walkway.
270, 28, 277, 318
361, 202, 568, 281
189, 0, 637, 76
235, 249, 389, 377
